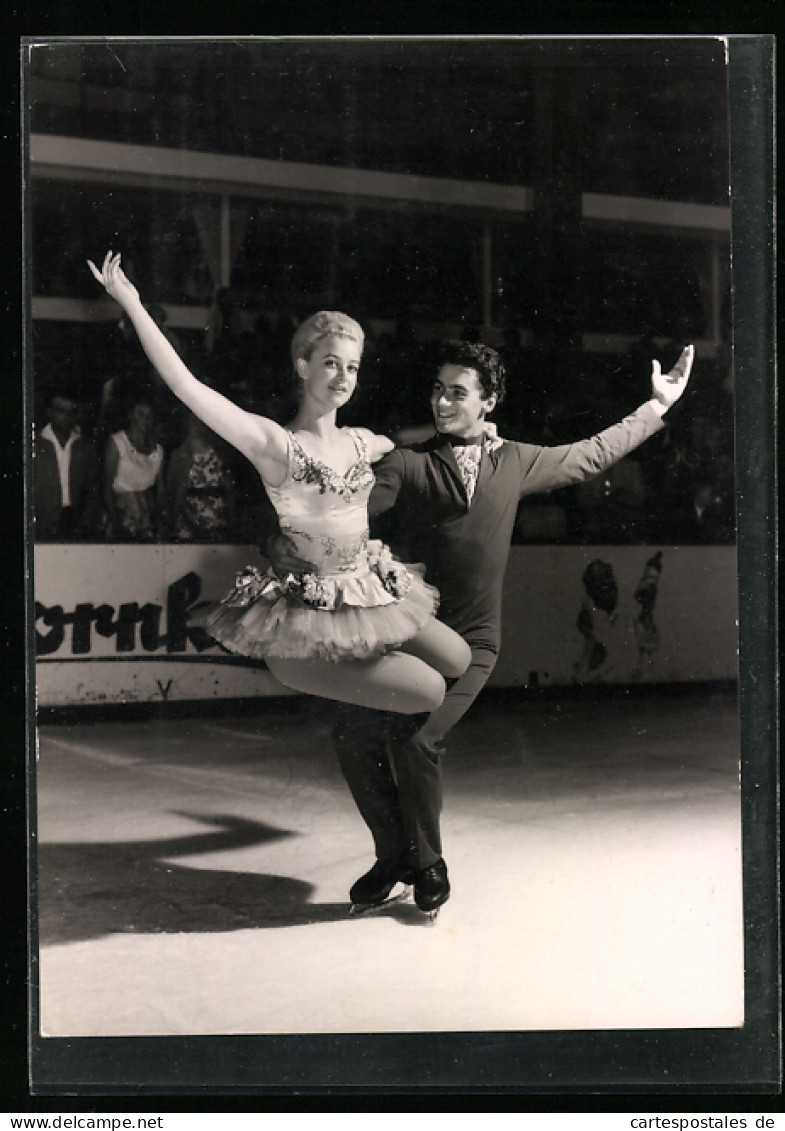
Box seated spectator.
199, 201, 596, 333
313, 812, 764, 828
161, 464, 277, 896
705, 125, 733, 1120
167, 413, 236, 542
34, 388, 100, 540
102, 396, 167, 541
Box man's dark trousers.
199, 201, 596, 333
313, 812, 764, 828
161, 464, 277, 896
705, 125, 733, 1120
332, 640, 498, 870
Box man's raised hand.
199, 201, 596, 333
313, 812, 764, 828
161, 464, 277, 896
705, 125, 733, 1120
651, 344, 694, 410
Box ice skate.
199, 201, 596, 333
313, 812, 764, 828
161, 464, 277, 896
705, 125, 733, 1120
348, 885, 414, 916
348, 857, 416, 915
412, 857, 450, 918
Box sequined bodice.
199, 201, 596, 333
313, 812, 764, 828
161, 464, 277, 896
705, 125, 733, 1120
263, 428, 376, 575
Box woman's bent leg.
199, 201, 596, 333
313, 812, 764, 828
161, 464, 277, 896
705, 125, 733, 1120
397, 618, 472, 679
413, 643, 499, 748
265, 651, 446, 714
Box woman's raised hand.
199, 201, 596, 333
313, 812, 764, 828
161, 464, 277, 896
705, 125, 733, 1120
87, 251, 140, 309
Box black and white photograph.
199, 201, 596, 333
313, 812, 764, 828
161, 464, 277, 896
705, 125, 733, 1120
22, 34, 776, 1092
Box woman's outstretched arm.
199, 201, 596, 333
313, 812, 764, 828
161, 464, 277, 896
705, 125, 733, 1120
88, 252, 287, 481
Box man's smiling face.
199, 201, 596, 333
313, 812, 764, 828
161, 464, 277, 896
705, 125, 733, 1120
430, 363, 497, 440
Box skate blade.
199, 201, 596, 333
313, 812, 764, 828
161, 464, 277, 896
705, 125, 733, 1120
415, 896, 448, 922
349, 886, 412, 916
415, 904, 443, 923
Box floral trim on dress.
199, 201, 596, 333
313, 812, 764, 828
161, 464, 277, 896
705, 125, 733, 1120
224, 540, 412, 613
368, 540, 412, 600
288, 429, 374, 501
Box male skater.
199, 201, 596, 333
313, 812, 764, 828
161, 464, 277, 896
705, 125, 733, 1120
269, 340, 694, 913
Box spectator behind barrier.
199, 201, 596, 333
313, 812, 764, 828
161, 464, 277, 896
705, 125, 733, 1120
102, 395, 167, 541
34, 388, 101, 541
167, 412, 237, 542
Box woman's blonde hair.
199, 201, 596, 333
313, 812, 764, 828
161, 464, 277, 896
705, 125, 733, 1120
290, 311, 364, 366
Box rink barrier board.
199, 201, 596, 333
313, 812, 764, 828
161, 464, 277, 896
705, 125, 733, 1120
33, 543, 739, 706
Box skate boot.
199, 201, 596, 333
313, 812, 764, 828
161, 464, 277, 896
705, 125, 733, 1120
349, 858, 416, 913
413, 857, 450, 918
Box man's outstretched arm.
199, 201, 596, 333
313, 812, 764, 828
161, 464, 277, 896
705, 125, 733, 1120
517, 345, 694, 496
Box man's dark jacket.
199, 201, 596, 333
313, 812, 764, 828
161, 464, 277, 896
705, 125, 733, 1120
369, 402, 664, 652
33, 431, 100, 540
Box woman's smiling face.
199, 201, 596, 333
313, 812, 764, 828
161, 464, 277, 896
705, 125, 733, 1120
298, 335, 362, 409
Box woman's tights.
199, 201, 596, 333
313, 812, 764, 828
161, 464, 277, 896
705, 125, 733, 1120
265, 616, 471, 714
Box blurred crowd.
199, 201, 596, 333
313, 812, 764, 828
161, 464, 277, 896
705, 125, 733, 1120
32, 294, 736, 548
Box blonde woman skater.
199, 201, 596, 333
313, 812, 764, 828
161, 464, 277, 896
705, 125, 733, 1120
89, 252, 470, 723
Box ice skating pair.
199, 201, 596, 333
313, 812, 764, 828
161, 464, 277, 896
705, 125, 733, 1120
349, 856, 450, 921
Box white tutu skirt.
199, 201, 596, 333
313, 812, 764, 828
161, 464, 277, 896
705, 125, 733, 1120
205, 540, 439, 663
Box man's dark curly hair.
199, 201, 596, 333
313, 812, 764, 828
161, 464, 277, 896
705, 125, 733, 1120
434, 340, 507, 405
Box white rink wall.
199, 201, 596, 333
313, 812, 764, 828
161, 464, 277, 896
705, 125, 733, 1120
496, 545, 739, 687
33, 543, 739, 707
